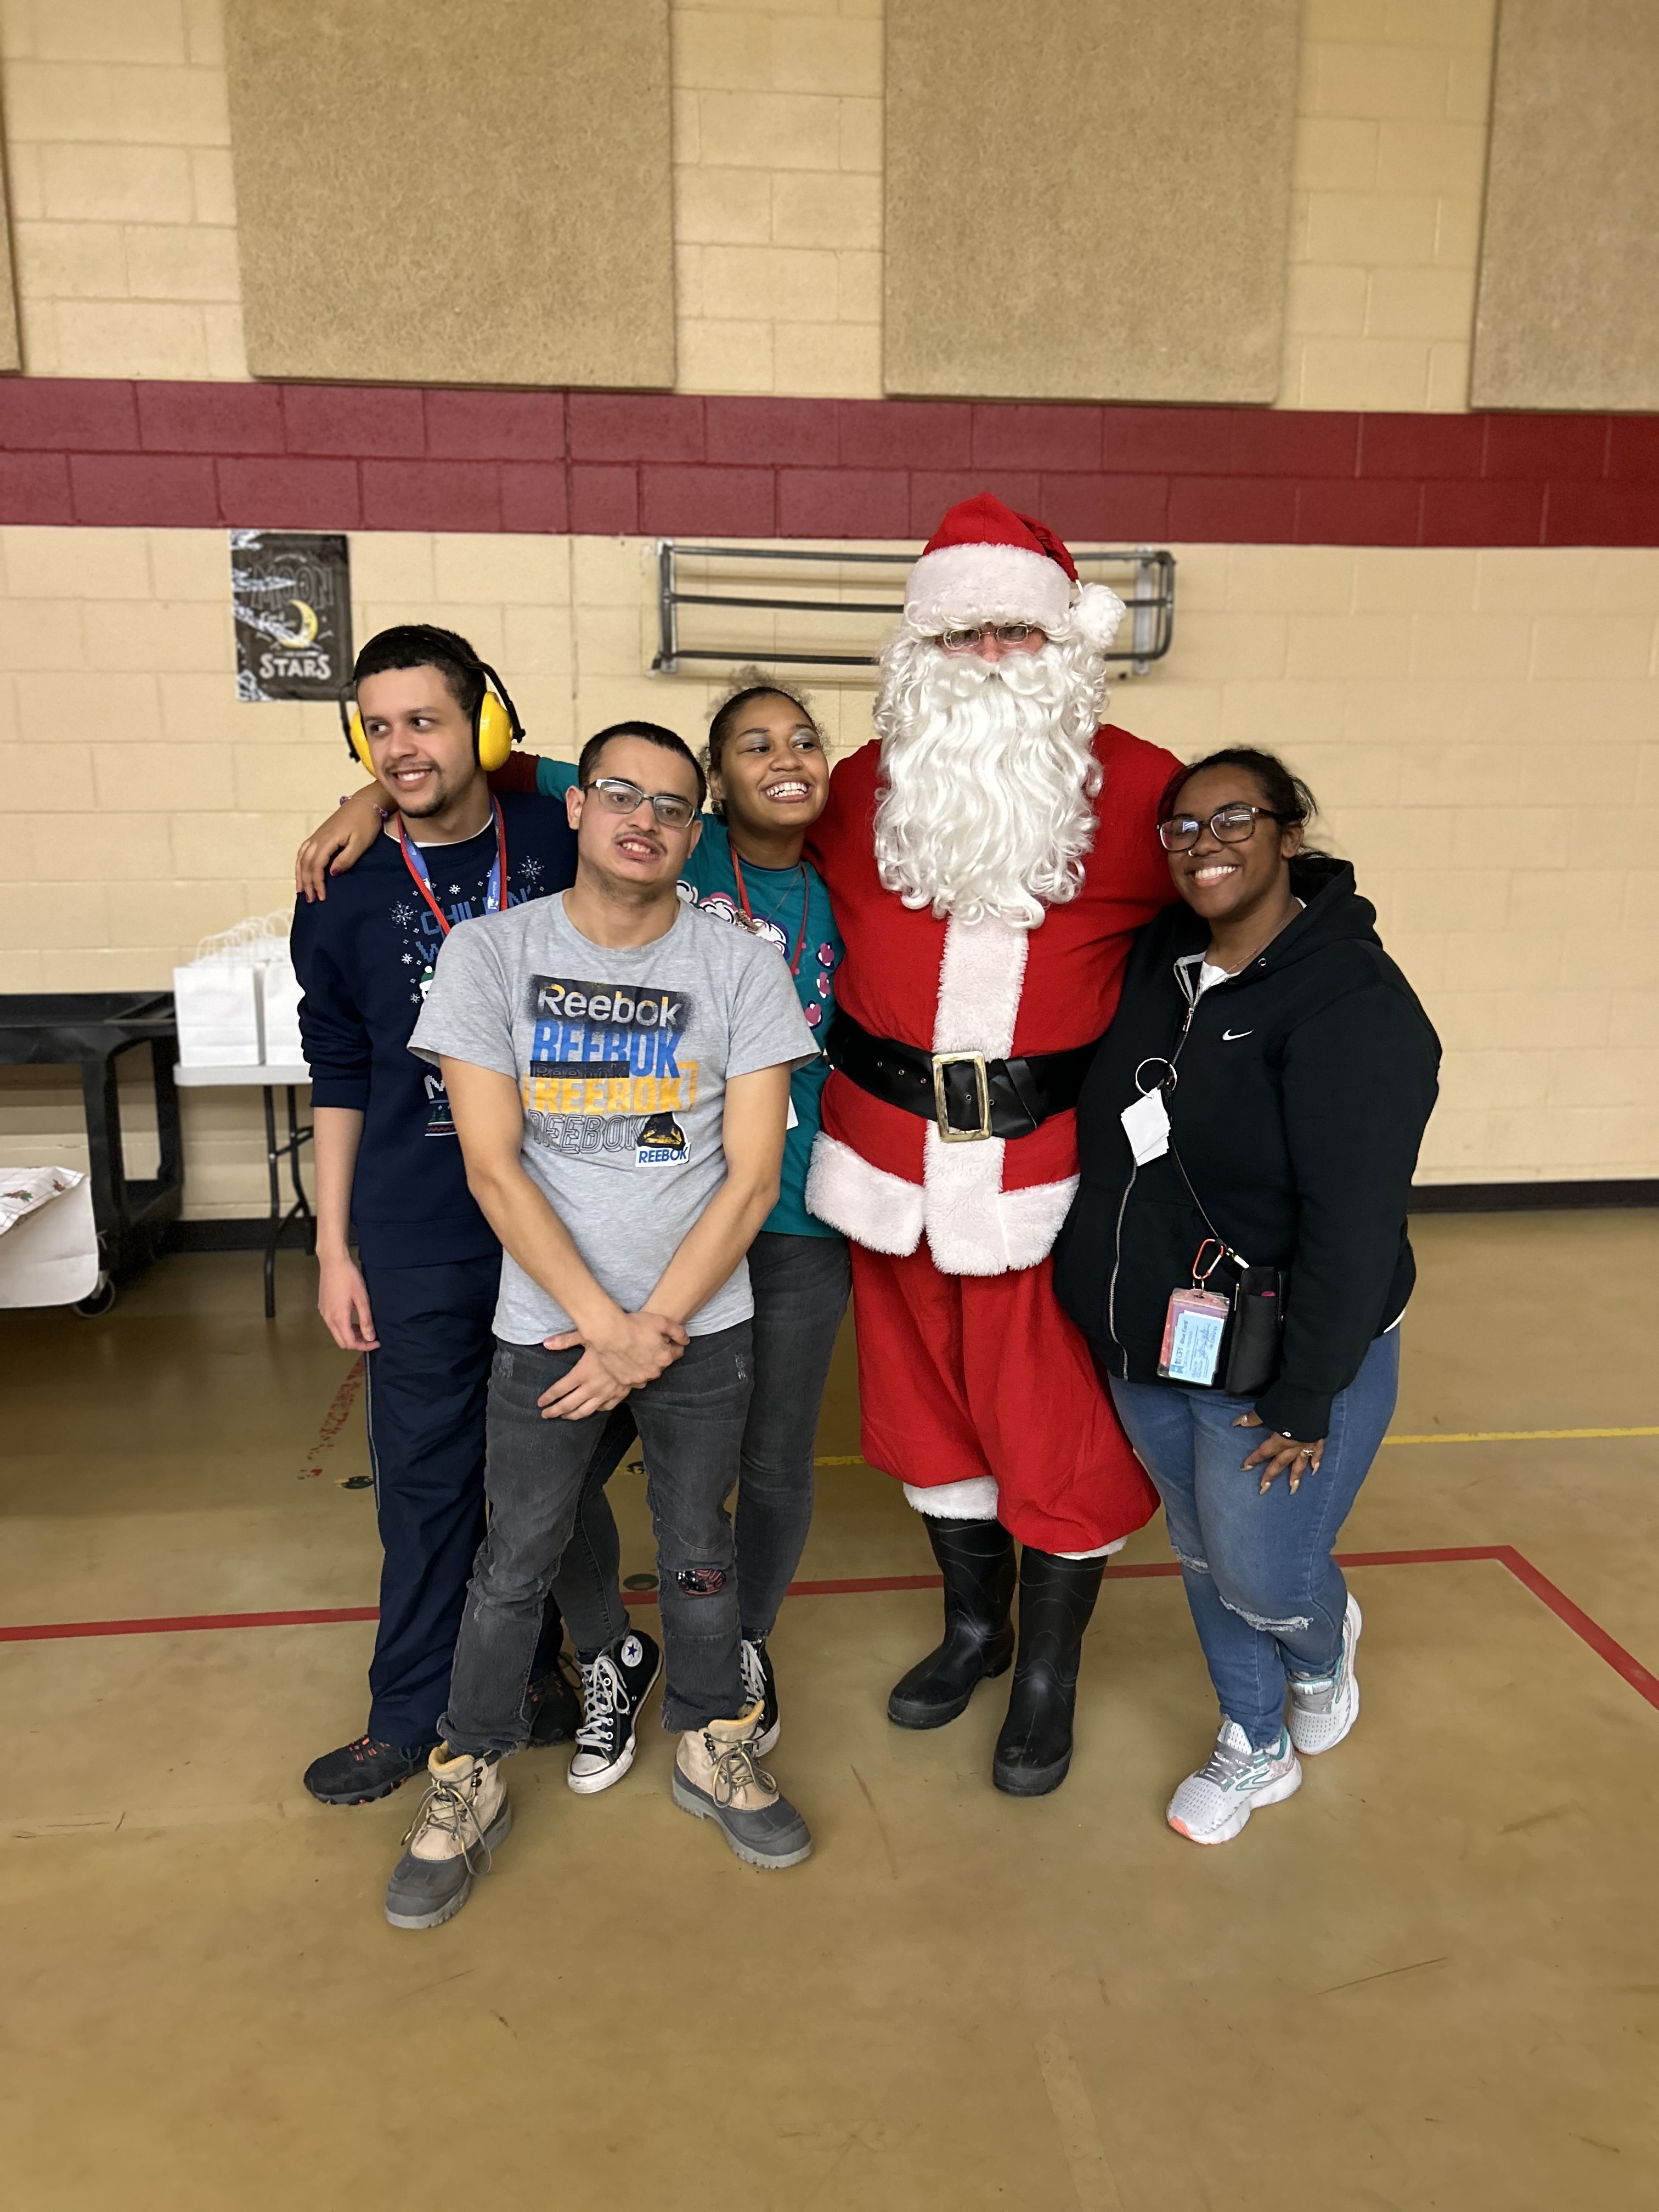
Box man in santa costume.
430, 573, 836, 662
804, 492, 1180, 1796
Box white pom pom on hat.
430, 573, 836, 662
904, 490, 1126, 648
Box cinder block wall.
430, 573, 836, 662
2, 0, 1500, 415
3, 524, 1656, 1203
1, 0, 1655, 1214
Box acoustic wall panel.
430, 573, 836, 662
0, 146, 20, 373
1472, 0, 1659, 413
225, 0, 673, 390
883, 0, 1300, 404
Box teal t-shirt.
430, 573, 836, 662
535, 758, 843, 1239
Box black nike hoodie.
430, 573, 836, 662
1053, 854, 1441, 1441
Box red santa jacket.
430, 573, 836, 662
804, 723, 1179, 1276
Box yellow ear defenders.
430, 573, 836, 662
338, 636, 522, 776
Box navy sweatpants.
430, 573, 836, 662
360, 1255, 564, 1747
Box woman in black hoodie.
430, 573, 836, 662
1053, 748, 1439, 1847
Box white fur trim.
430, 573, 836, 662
1072, 581, 1127, 652
905, 1476, 1000, 1521
906, 543, 1070, 635
805, 1132, 923, 1254
1057, 1537, 1129, 1559
919, 915, 1073, 1273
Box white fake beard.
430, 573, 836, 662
871, 631, 1107, 929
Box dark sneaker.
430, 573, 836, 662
523, 1652, 582, 1748
741, 1635, 780, 1754
672, 1704, 811, 1870
303, 1733, 437, 1807
384, 1747, 510, 1931
567, 1628, 662, 1796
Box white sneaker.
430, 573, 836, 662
1167, 1720, 1301, 1846
1288, 1594, 1362, 1756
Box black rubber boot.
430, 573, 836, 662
992, 1549, 1104, 1796
887, 1517, 1017, 1730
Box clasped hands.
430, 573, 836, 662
537, 1306, 687, 1420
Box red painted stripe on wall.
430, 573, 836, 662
1, 379, 1656, 545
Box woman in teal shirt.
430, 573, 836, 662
295, 678, 849, 1775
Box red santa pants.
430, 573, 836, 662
849, 1240, 1159, 1555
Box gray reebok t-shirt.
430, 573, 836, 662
409, 892, 816, 1344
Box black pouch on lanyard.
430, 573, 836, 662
1221, 1261, 1288, 1397
1168, 1135, 1290, 1397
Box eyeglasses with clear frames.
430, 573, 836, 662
937, 622, 1045, 653
1158, 804, 1294, 852
584, 777, 698, 830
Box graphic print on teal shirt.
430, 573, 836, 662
535, 755, 841, 1238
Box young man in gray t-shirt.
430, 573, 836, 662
383, 721, 817, 1929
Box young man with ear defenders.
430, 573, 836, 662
292, 624, 627, 1806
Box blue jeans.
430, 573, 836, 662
1109, 1329, 1400, 1748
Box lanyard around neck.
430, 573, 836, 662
396, 798, 508, 938
730, 848, 809, 977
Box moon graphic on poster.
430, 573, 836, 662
274, 599, 319, 646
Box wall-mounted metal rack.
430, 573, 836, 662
651, 541, 1176, 679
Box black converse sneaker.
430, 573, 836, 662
741, 1635, 780, 1754
567, 1628, 662, 1796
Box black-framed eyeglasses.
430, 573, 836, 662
584, 777, 698, 831
1158, 804, 1293, 853
938, 622, 1045, 653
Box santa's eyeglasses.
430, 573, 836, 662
936, 622, 1046, 653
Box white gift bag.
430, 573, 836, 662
258, 955, 307, 1068
174, 911, 305, 1069
173, 960, 262, 1065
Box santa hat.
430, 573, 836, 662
904, 492, 1126, 653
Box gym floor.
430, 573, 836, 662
4, 1212, 1656, 2211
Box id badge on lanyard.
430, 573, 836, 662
397, 799, 508, 995
1158, 1236, 1232, 1386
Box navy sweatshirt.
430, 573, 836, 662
291, 790, 578, 1269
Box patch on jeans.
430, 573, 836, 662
735, 1352, 749, 1383
676, 1565, 727, 1597
494, 1347, 515, 1380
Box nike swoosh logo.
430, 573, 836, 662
1222, 1029, 1253, 1042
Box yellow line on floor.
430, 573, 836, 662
1383, 1426, 1659, 1445
814, 1427, 1659, 1467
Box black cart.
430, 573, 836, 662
0, 992, 182, 1314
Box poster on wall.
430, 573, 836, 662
230, 531, 353, 701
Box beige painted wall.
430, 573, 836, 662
2, 526, 1656, 1208
0, 0, 1505, 413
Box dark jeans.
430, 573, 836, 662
360, 1257, 568, 1747
440, 1322, 754, 1750
552, 1231, 850, 1652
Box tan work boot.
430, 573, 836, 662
383, 1746, 511, 1930
672, 1701, 812, 1870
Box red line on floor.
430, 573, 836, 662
4, 1548, 1655, 1712
1493, 1545, 1659, 1713
0, 1605, 379, 1643
298, 1356, 365, 1480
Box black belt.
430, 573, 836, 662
825, 1009, 1095, 1143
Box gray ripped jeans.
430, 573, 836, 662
439, 1322, 753, 1747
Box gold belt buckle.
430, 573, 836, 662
932, 1050, 991, 1142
